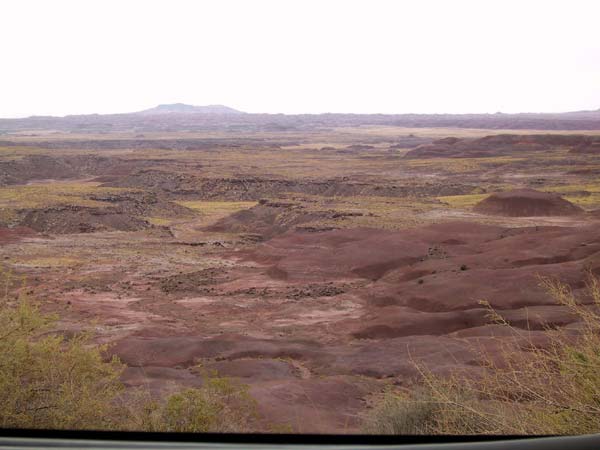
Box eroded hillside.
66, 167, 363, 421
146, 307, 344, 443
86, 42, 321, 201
1, 126, 600, 432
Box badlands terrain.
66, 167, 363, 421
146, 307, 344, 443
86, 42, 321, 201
2, 107, 600, 432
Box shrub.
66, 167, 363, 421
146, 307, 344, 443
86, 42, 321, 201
363, 388, 439, 435
0, 270, 259, 432
365, 274, 600, 435
0, 271, 125, 430
126, 375, 258, 433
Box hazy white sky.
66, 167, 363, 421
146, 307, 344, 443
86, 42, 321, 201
1, 0, 599, 117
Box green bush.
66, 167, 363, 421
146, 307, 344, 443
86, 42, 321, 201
0, 270, 258, 432
125, 375, 258, 433
0, 271, 125, 429
162, 377, 257, 433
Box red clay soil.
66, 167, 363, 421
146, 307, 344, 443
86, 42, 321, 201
52, 219, 600, 432
0, 226, 36, 244
251, 222, 600, 310
404, 134, 600, 159
473, 189, 584, 217
140, 223, 577, 340
569, 141, 600, 154
239, 221, 600, 345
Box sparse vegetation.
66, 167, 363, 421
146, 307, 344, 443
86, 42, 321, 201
0, 270, 258, 431
2, 125, 600, 434
406, 157, 525, 174
364, 275, 600, 435
0, 182, 130, 210
545, 181, 600, 209
13, 257, 82, 269
132, 377, 257, 433
363, 387, 440, 435
145, 216, 174, 226
176, 200, 258, 213
0, 146, 47, 161
437, 193, 490, 209
0, 270, 124, 429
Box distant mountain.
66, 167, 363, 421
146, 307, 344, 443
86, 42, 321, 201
136, 103, 244, 115
2, 107, 600, 134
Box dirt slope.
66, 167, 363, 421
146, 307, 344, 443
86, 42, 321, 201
473, 189, 584, 217
20, 206, 152, 234
405, 134, 600, 159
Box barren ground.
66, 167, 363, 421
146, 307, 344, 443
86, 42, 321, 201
2, 126, 600, 432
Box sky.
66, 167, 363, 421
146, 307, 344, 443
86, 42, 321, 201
1, 0, 599, 117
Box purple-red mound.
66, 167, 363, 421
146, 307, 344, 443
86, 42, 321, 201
569, 141, 600, 154
473, 189, 583, 217
404, 134, 600, 159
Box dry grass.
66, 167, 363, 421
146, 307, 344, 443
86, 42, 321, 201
272, 193, 440, 231
406, 156, 526, 174
333, 126, 600, 139
0, 146, 48, 160
12, 257, 81, 269
0, 182, 129, 210
437, 193, 490, 209
144, 217, 174, 226
175, 200, 257, 224
545, 181, 600, 209
365, 275, 600, 435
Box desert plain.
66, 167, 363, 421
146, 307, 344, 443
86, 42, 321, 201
2, 109, 600, 432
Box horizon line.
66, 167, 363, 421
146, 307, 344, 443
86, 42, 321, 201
1, 105, 600, 120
